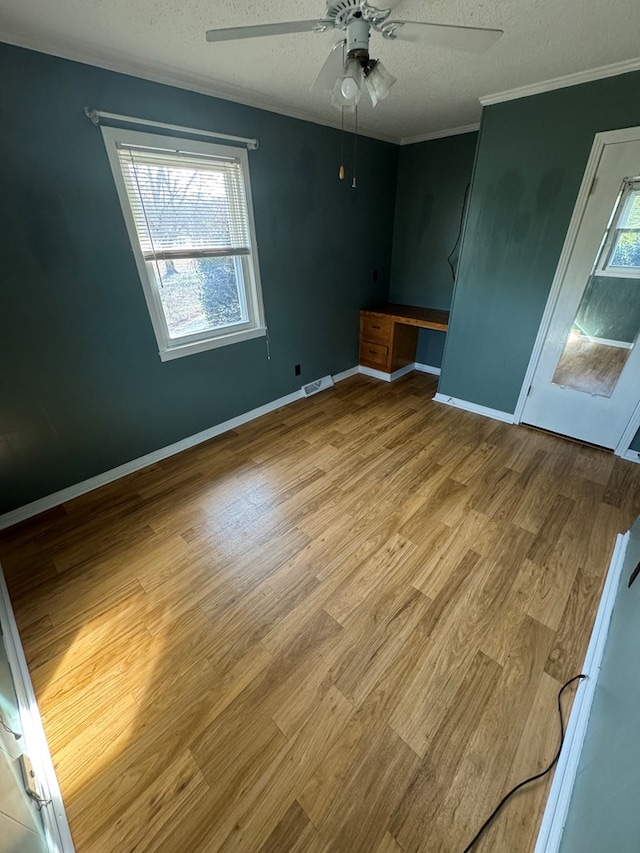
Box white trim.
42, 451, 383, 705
414, 362, 441, 376
357, 362, 441, 382
514, 126, 640, 428
399, 124, 480, 146
358, 364, 415, 382
595, 181, 640, 279
85, 108, 258, 149
100, 126, 266, 362
433, 392, 514, 424
584, 336, 633, 349
0, 567, 75, 852
0, 30, 398, 145
158, 327, 267, 360
332, 366, 359, 382
480, 56, 640, 106
596, 267, 640, 280
0, 368, 358, 531
534, 531, 629, 853
620, 448, 640, 463
614, 394, 640, 458
1, 395, 302, 530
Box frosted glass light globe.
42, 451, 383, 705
341, 76, 360, 100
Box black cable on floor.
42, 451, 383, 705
462, 673, 587, 853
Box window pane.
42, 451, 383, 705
552, 276, 640, 397
151, 257, 247, 340
552, 271, 640, 396
197, 257, 246, 330
619, 190, 640, 228
117, 146, 252, 257
610, 230, 640, 268
552, 180, 640, 397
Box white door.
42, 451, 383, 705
522, 138, 640, 448
0, 628, 48, 852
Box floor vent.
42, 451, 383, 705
301, 375, 335, 397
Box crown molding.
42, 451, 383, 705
0, 30, 399, 145
480, 56, 640, 106
400, 123, 480, 146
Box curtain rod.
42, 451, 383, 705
84, 108, 259, 150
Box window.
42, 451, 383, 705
596, 179, 640, 279
102, 127, 265, 360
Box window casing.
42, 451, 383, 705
595, 179, 640, 279
101, 127, 265, 360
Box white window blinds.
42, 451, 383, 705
116, 144, 252, 261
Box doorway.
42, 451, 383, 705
0, 568, 74, 852
519, 128, 640, 449
0, 627, 49, 852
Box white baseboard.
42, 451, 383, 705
414, 362, 441, 376
620, 448, 640, 464
0, 366, 358, 531
358, 362, 441, 382
0, 565, 75, 851
358, 364, 415, 382
534, 531, 629, 853
433, 392, 515, 424
332, 366, 360, 383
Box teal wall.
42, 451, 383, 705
389, 132, 478, 368
0, 42, 398, 514
3, 41, 640, 516
575, 275, 640, 343
439, 70, 640, 413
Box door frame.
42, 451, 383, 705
0, 564, 75, 852
513, 125, 640, 460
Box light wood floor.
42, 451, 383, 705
552, 336, 632, 396
2, 373, 640, 853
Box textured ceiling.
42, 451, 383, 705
1, 0, 640, 141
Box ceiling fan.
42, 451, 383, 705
206, 1, 503, 110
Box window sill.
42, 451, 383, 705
596, 268, 640, 280
159, 326, 267, 361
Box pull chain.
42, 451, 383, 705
352, 105, 358, 189
339, 107, 345, 180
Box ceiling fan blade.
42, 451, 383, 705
310, 41, 346, 96
365, 0, 405, 9
206, 20, 330, 43
382, 20, 503, 53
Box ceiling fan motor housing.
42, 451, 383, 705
346, 16, 370, 58
325, 1, 372, 59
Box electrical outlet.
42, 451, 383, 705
294, 364, 301, 376
18, 753, 39, 799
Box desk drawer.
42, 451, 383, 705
361, 314, 392, 343
359, 341, 389, 368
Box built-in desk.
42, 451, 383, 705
359, 304, 450, 379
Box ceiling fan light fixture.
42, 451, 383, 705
205, 2, 505, 119
364, 60, 397, 106
310, 39, 347, 96
341, 75, 360, 100
331, 58, 363, 109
